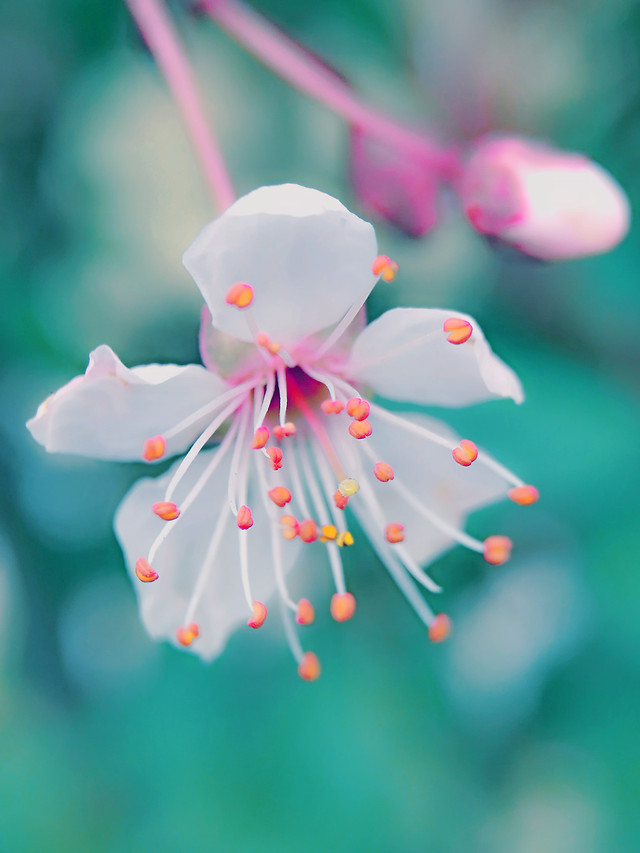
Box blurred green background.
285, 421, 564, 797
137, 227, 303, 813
1, 1, 639, 850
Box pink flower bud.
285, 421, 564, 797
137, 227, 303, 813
459, 135, 630, 261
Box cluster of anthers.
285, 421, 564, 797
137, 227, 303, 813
131, 254, 537, 682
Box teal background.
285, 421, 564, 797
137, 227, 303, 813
1, 1, 639, 850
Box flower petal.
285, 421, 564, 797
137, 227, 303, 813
27, 345, 229, 460
115, 449, 301, 661
346, 307, 523, 406
335, 411, 507, 567
183, 184, 378, 350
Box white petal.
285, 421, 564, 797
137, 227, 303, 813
334, 410, 507, 567
183, 184, 378, 350
114, 449, 301, 662
27, 345, 229, 460
347, 307, 523, 406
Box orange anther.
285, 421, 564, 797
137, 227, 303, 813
224, 282, 254, 309
176, 622, 199, 646
266, 447, 283, 470
348, 419, 372, 439
135, 557, 159, 583
333, 490, 349, 510
374, 462, 394, 482
248, 600, 267, 628
428, 613, 452, 643
320, 524, 338, 542
346, 397, 370, 421
268, 486, 292, 508
508, 485, 539, 506
152, 501, 180, 521
143, 435, 166, 461
385, 523, 405, 544
371, 254, 398, 282
251, 426, 269, 449
296, 598, 315, 626
443, 317, 473, 344
273, 422, 297, 440
236, 505, 253, 530
255, 332, 281, 355
336, 531, 354, 547
452, 439, 478, 466
330, 592, 356, 622
321, 399, 344, 414
280, 514, 299, 540
298, 519, 318, 543
483, 535, 513, 565
298, 651, 321, 681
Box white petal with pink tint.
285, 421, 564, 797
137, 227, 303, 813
346, 308, 523, 407
27, 345, 229, 461
183, 184, 377, 350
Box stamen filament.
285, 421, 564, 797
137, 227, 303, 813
300, 365, 337, 401
183, 501, 232, 624
164, 379, 255, 440
277, 364, 289, 427
312, 283, 375, 360
227, 402, 252, 515
280, 598, 304, 664
287, 374, 348, 482
346, 328, 441, 373
254, 371, 276, 431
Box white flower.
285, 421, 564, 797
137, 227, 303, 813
28, 184, 536, 680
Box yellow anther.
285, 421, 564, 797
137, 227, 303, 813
443, 317, 473, 344
236, 505, 253, 530
152, 501, 180, 521
348, 419, 372, 439
298, 651, 321, 681
452, 439, 478, 466
135, 557, 159, 583
248, 600, 267, 628
428, 613, 452, 643
371, 254, 399, 282
346, 397, 370, 421
330, 592, 356, 622
385, 522, 405, 544
143, 435, 166, 461
338, 477, 360, 497
320, 524, 338, 543
224, 282, 254, 309
296, 598, 315, 626
373, 462, 394, 482
508, 485, 539, 506
321, 399, 344, 414
176, 622, 199, 646
251, 426, 269, 449
336, 531, 354, 548
483, 535, 512, 565
268, 486, 292, 508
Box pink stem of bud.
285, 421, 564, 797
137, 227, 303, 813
125, 0, 236, 211
200, 0, 459, 179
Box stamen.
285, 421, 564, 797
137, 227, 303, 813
236, 505, 254, 529
348, 419, 372, 439
298, 519, 319, 543
428, 613, 452, 643
320, 524, 338, 542
227, 403, 252, 515
176, 623, 199, 646
298, 651, 321, 681
371, 254, 398, 282
452, 439, 478, 467
336, 531, 354, 547
296, 598, 315, 625
163, 379, 256, 441
302, 365, 338, 403
266, 447, 284, 470
443, 317, 473, 344
183, 502, 232, 626
152, 501, 180, 520
330, 592, 356, 622
337, 477, 359, 497
276, 364, 289, 427
135, 557, 159, 583
287, 374, 349, 482
255, 331, 281, 354
143, 435, 166, 461
385, 523, 405, 543
254, 371, 276, 431
248, 600, 267, 628
508, 485, 539, 505
251, 425, 270, 448
268, 486, 292, 507
280, 514, 299, 540
334, 490, 349, 509
273, 422, 296, 439
346, 397, 370, 421
321, 399, 344, 414
483, 536, 512, 565
373, 462, 394, 482
225, 281, 254, 308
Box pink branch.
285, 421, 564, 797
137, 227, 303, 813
126, 0, 236, 211
201, 0, 458, 178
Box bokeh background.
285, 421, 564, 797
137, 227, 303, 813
1, 0, 639, 850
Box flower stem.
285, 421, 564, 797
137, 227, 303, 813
126, 0, 236, 211
200, 0, 458, 177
